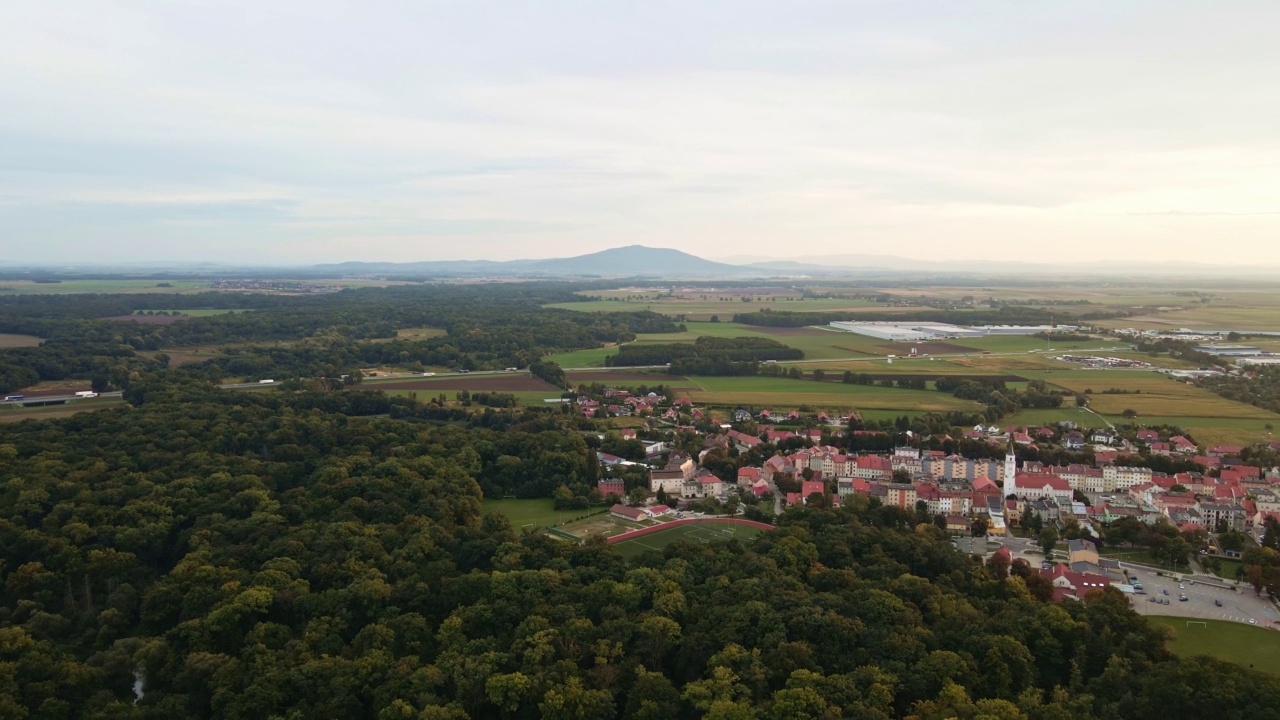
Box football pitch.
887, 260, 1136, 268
1146, 616, 1280, 675
611, 521, 768, 558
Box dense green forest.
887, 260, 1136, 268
0, 284, 680, 393
3, 389, 1280, 718
607, 337, 804, 367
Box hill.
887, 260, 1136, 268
314, 244, 750, 277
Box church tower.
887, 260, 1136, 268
1003, 437, 1017, 498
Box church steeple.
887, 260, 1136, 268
1003, 436, 1017, 499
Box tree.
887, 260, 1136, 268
1039, 526, 1059, 561
971, 517, 989, 537
1122, 409, 1138, 419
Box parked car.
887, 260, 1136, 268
1215, 599, 1223, 607
1162, 589, 1169, 595
1179, 594, 1188, 602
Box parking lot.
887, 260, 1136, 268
1123, 566, 1279, 627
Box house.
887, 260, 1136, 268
1136, 429, 1160, 442
737, 467, 763, 487
619, 428, 637, 440
610, 504, 650, 522
598, 479, 626, 498
726, 429, 762, 453
1208, 444, 1244, 458
1067, 538, 1100, 566
1170, 436, 1198, 454
1040, 563, 1113, 601
1012, 473, 1073, 502
732, 408, 752, 422
1063, 432, 1085, 450
944, 516, 971, 535
648, 469, 686, 495
596, 451, 626, 467
800, 480, 825, 499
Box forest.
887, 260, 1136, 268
2, 282, 1280, 718
2, 387, 1280, 718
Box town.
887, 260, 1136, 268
579, 384, 1280, 616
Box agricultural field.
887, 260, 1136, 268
0, 280, 206, 294
1145, 616, 1280, 676
610, 521, 769, 558
545, 321, 887, 367
393, 327, 448, 340
683, 376, 984, 412
0, 334, 43, 348
144, 308, 250, 316
546, 295, 892, 321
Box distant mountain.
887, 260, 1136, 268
313, 245, 752, 277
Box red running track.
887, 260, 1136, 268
606, 517, 774, 545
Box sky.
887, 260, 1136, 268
2, 1, 1279, 266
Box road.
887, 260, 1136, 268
1, 390, 123, 405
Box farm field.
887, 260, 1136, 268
1109, 416, 1279, 448
611, 520, 768, 558
545, 321, 888, 367
565, 371, 696, 388
0, 334, 43, 348
393, 327, 448, 340
1043, 370, 1277, 419
0, 280, 206, 294
139, 308, 250, 317
363, 373, 560, 393
1145, 616, 1280, 675
683, 376, 984, 412
1002, 407, 1100, 429
546, 296, 890, 321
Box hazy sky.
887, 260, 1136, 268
2, 1, 1279, 265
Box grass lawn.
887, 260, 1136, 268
1208, 558, 1245, 581
0, 334, 43, 348
611, 521, 769, 558
1147, 616, 1280, 675
481, 498, 587, 528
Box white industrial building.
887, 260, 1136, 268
969, 324, 1078, 335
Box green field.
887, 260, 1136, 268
611, 521, 769, 558
545, 321, 890, 367
0, 280, 206, 294
1146, 616, 1280, 675
546, 296, 888, 321
481, 498, 585, 528
1002, 407, 1099, 428
683, 375, 984, 412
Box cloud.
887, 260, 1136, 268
1, 1, 1279, 263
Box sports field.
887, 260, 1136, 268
1146, 616, 1280, 675
481, 498, 589, 528
611, 521, 768, 558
